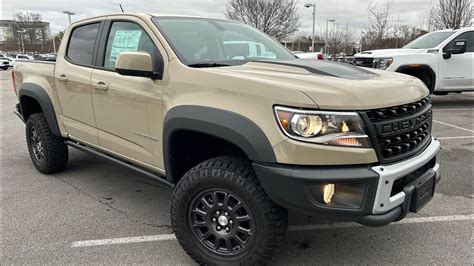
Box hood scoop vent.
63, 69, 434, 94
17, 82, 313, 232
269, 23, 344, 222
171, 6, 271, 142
255, 59, 378, 80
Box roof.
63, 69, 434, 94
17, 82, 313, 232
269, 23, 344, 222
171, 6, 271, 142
432, 26, 473, 33
73, 13, 230, 25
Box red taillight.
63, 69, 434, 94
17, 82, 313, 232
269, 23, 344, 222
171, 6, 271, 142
12, 71, 17, 95
317, 54, 324, 60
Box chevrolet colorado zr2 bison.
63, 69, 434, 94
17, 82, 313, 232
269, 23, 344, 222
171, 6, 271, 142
13, 14, 441, 265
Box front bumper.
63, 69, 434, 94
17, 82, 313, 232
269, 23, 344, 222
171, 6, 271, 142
253, 138, 440, 226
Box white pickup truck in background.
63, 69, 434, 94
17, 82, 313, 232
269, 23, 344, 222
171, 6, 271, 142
354, 27, 473, 95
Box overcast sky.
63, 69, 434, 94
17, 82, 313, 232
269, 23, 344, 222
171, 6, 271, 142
1, 0, 432, 37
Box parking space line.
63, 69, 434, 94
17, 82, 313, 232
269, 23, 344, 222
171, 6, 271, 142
71, 234, 176, 248
437, 136, 474, 140
433, 120, 474, 133
70, 214, 473, 248
433, 108, 474, 111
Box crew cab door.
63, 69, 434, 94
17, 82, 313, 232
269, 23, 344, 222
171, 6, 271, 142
438, 31, 474, 91
54, 20, 104, 145
90, 18, 167, 169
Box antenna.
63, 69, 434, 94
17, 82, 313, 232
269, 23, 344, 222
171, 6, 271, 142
119, 4, 124, 13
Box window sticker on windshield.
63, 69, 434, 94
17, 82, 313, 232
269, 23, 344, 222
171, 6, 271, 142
109, 30, 142, 63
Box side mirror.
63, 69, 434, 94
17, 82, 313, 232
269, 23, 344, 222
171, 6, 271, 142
115, 51, 159, 78
443, 39, 467, 59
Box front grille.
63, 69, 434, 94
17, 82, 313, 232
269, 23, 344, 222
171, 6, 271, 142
391, 157, 436, 196
354, 57, 374, 67
362, 97, 433, 163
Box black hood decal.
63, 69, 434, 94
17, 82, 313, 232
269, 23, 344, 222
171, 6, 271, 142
257, 59, 378, 80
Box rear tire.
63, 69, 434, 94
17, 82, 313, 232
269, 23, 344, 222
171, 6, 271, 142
26, 113, 68, 174
171, 156, 288, 265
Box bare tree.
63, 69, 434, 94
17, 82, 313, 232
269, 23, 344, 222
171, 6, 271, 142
224, 0, 301, 41
366, 1, 393, 47
326, 23, 345, 56
13, 12, 43, 41
13, 12, 46, 52
341, 23, 356, 55
429, 0, 473, 30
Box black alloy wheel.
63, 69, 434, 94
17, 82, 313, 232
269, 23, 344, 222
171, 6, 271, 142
189, 188, 255, 255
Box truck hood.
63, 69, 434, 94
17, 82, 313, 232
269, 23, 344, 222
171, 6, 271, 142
206, 59, 428, 110
355, 48, 425, 58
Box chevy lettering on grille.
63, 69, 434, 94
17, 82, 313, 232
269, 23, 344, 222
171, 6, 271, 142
375, 109, 432, 137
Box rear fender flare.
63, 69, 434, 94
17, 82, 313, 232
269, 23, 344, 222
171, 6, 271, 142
18, 82, 60, 136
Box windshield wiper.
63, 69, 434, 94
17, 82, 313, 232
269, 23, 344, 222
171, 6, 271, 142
188, 63, 231, 68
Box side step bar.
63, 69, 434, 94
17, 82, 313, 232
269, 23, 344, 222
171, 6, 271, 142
65, 140, 174, 188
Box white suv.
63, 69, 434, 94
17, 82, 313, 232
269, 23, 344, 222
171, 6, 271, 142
354, 27, 473, 95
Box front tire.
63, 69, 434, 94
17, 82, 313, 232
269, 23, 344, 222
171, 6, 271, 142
26, 113, 68, 174
171, 156, 288, 265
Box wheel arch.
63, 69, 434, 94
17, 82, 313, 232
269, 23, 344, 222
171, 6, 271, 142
163, 105, 277, 183
395, 64, 436, 92
18, 83, 61, 136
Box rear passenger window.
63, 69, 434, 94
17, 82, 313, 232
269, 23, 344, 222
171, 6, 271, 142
67, 23, 100, 65
103, 21, 162, 73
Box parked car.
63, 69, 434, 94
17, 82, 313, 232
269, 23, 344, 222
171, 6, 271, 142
0, 59, 9, 70
0, 54, 12, 69
295, 51, 324, 60
13, 14, 440, 264
223, 41, 277, 59
45, 53, 57, 61
354, 27, 473, 94
15, 54, 33, 60
11, 54, 33, 67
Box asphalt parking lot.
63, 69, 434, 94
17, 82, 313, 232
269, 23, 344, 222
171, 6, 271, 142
1, 69, 472, 264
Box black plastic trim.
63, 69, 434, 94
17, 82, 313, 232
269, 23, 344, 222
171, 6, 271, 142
18, 83, 61, 136
14, 103, 24, 123
357, 206, 403, 227
163, 106, 276, 183
252, 162, 379, 216
359, 104, 433, 164
65, 140, 173, 188
258, 59, 378, 80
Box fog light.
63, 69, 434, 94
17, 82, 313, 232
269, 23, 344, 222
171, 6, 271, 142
323, 184, 335, 204
306, 182, 368, 210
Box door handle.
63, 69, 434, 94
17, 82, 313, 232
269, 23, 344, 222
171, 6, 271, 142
94, 82, 109, 91
57, 74, 68, 82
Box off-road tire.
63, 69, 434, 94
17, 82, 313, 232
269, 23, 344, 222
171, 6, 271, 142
171, 156, 288, 265
26, 113, 68, 174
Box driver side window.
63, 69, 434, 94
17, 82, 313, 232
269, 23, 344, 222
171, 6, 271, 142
445, 31, 474, 53
104, 21, 163, 73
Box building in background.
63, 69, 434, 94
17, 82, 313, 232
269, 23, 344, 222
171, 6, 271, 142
0, 20, 51, 53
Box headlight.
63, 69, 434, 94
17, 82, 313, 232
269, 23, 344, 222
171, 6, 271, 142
373, 57, 393, 70
274, 106, 371, 148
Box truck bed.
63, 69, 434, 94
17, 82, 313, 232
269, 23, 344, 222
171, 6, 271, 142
13, 60, 56, 95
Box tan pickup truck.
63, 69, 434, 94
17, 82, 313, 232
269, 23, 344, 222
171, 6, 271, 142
13, 14, 441, 264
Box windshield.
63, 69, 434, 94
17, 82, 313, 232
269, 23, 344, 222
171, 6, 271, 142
404, 31, 456, 49
152, 17, 295, 66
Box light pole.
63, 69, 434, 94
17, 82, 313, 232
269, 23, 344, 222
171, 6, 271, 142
325, 19, 335, 55
63, 10, 76, 25
51, 34, 57, 53
304, 3, 316, 52
38, 38, 44, 53
17, 29, 26, 53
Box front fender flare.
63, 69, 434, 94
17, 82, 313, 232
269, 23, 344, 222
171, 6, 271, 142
163, 105, 276, 181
